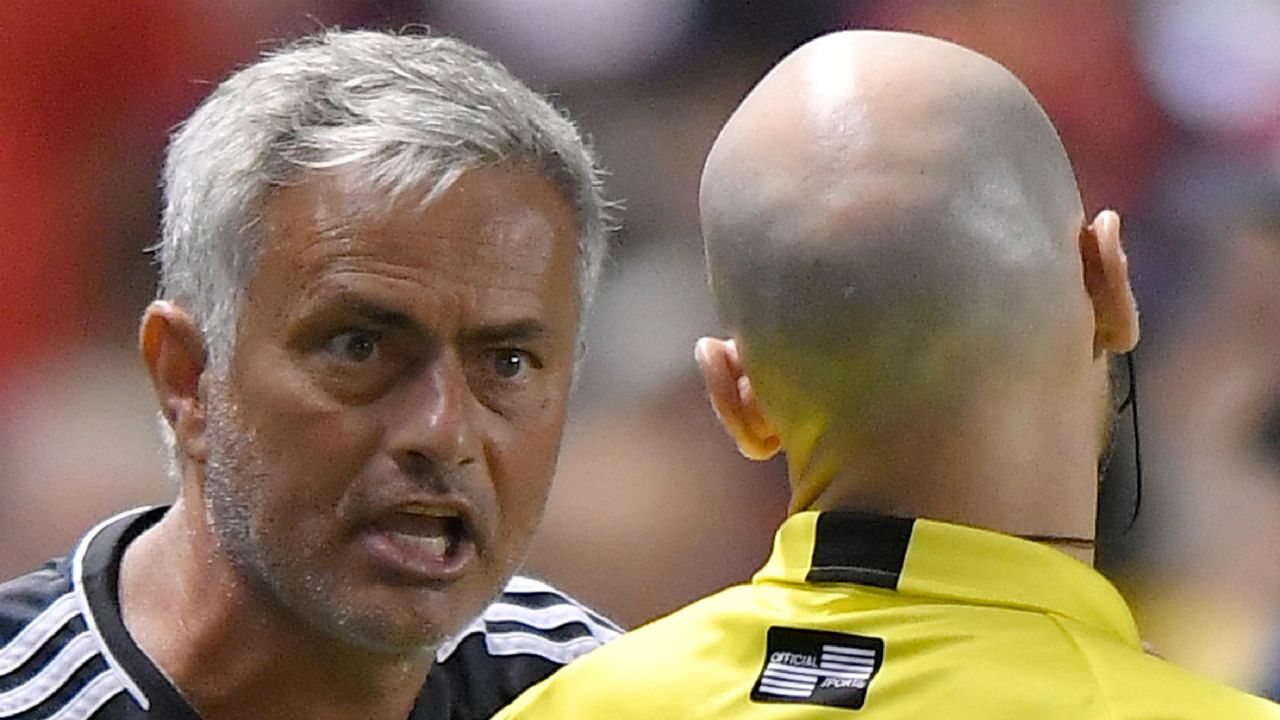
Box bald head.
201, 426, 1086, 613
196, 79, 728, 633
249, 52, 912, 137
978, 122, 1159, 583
701, 32, 1092, 449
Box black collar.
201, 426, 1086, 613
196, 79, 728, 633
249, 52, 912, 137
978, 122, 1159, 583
76, 506, 203, 719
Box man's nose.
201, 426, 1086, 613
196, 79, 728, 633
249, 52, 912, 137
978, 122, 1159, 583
386, 351, 480, 479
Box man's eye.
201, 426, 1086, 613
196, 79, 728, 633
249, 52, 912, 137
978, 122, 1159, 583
326, 330, 380, 363
492, 349, 541, 379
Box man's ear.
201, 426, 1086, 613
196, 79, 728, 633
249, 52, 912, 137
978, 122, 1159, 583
1080, 209, 1140, 356
694, 337, 780, 461
140, 301, 210, 465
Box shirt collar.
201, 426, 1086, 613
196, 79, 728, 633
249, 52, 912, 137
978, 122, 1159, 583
753, 511, 1141, 647
75, 505, 205, 719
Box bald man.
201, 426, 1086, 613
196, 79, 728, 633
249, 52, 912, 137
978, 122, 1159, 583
492, 30, 1280, 719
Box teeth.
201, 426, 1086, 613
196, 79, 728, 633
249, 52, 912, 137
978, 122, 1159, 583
398, 533, 449, 557
378, 506, 462, 561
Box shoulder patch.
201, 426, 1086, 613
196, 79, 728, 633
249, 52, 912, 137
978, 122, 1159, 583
751, 627, 884, 710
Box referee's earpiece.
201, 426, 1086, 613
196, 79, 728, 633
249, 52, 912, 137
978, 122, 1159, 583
694, 337, 781, 461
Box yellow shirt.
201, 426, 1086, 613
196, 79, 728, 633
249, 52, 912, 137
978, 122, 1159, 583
495, 512, 1280, 718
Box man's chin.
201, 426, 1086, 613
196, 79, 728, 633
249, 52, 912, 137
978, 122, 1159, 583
321, 587, 493, 657
320, 612, 452, 658
301, 560, 519, 658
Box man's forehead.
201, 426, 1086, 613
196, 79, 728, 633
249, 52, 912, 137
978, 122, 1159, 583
262, 165, 577, 267
242, 165, 581, 333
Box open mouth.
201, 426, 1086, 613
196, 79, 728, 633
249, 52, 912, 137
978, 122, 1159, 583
361, 504, 477, 582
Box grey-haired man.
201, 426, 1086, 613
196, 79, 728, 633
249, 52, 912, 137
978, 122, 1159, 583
0, 29, 618, 720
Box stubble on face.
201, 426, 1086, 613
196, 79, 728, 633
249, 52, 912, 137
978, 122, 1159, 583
202, 380, 452, 656
194, 165, 580, 659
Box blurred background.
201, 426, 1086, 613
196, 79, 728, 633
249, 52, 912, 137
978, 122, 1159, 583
1, 0, 1277, 699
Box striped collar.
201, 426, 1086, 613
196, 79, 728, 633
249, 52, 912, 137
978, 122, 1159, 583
75, 505, 204, 718
753, 511, 1142, 647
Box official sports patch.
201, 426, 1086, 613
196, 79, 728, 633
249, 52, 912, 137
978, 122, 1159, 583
751, 627, 884, 710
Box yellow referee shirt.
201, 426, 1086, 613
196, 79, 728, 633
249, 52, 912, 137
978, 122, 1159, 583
495, 512, 1280, 718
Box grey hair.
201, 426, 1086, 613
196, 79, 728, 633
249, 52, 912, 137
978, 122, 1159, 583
158, 28, 610, 374
154, 28, 611, 472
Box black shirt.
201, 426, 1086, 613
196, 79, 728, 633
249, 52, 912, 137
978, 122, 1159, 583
0, 507, 620, 720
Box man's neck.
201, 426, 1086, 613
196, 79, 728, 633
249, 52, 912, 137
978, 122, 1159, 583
119, 498, 431, 720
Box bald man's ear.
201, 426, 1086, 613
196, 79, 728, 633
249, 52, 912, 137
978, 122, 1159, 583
695, 337, 781, 461
140, 301, 210, 467
1080, 210, 1140, 356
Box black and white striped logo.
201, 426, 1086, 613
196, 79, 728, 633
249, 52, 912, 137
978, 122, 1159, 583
751, 627, 883, 710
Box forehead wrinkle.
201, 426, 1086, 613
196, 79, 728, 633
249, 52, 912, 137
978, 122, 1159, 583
294, 264, 556, 324
278, 165, 568, 277
292, 217, 561, 297
467, 208, 562, 279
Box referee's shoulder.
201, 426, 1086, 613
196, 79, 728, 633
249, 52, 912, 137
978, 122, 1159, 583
1057, 616, 1280, 718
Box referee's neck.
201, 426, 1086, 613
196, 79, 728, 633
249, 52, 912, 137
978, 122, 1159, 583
795, 463, 1099, 566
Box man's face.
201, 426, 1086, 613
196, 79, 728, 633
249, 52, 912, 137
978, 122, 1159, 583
202, 165, 580, 654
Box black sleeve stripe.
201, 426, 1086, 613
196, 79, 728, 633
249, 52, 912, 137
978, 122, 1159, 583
433, 575, 621, 667
584, 610, 620, 633
483, 620, 601, 644
500, 576, 623, 634
493, 591, 572, 610
496, 592, 620, 632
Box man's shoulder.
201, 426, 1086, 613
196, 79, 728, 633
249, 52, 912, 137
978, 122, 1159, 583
0, 557, 75, 645
418, 574, 621, 720
0, 557, 141, 719
436, 575, 621, 667
0, 510, 180, 720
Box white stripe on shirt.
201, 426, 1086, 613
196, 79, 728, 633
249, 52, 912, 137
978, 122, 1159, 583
0, 593, 80, 676
0, 632, 98, 716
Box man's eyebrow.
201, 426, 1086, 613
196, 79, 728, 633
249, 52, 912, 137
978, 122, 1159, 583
308, 294, 554, 343
463, 320, 554, 345
322, 294, 416, 330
